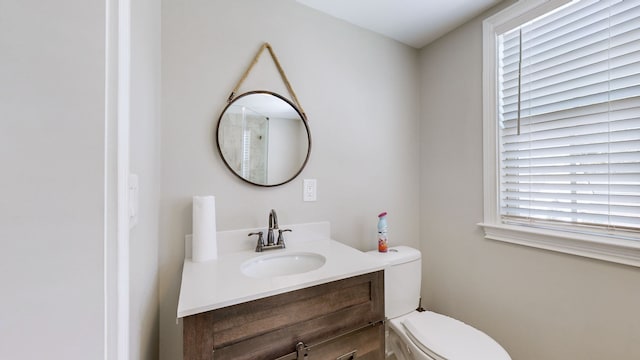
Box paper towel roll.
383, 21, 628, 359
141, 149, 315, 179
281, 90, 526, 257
192, 195, 218, 262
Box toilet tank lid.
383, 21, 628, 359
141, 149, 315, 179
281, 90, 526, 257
366, 246, 421, 265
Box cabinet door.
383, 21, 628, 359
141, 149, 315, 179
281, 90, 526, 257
305, 323, 385, 360
183, 271, 384, 360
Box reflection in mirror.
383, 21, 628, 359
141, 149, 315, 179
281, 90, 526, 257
216, 91, 311, 186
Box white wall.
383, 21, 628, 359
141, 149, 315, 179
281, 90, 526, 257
129, 0, 161, 359
160, 0, 421, 358
418, 3, 640, 359
0, 1, 106, 358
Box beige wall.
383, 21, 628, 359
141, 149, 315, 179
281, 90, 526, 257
130, 0, 161, 359
160, 0, 421, 358
0, 1, 106, 358
160, 1, 640, 359
0, 1, 162, 358
4, 1, 636, 358
418, 3, 640, 360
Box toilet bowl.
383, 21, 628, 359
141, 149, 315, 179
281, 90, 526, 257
367, 246, 511, 360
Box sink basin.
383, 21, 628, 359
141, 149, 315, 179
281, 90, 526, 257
241, 252, 326, 278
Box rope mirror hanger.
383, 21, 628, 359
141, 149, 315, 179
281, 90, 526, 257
227, 42, 307, 121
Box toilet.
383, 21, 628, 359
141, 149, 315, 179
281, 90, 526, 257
367, 246, 511, 360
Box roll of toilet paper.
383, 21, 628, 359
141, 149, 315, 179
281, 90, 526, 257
192, 195, 218, 262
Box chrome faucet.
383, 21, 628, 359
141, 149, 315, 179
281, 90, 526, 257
248, 209, 291, 252
267, 209, 278, 246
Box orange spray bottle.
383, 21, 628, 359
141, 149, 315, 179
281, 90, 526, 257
377, 212, 388, 252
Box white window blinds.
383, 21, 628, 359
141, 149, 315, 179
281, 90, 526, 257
497, 0, 640, 233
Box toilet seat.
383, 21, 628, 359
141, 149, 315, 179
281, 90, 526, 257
391, 311, 511, 360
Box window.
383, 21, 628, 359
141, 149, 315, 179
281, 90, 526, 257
482, 0, 640, 267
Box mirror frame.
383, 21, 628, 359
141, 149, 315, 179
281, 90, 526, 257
215, 90, 312, 187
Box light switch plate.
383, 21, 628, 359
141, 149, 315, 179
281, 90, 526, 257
129, 173, 139, 228
303, 179, 317, 202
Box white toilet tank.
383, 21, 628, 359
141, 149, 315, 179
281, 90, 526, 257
367, 246, 422, 319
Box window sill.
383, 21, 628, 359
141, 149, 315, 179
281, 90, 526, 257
478, 223, 640, 268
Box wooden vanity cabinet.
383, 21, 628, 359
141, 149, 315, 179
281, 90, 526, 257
183, 271, 384, 360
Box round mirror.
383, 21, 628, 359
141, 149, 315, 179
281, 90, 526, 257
216, 91, 311, 187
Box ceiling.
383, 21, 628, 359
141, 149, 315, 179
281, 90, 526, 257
296, 0, 502, 49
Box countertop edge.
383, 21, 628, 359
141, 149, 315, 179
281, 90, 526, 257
177, 238, 384, 319
177, 264, 384, 318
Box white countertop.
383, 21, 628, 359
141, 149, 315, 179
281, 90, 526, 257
177, 222, 383, 318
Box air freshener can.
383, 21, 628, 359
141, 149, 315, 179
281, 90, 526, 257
377, 212, 388, 252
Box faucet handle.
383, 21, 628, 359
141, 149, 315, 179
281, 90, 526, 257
248, 232, 264, 252
277, 229, 292, 247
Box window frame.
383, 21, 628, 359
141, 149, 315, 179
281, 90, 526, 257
480, 0, 640, 267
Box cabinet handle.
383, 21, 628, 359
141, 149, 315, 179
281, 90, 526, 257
296, 341, 308, 360
336, 350, 357, 360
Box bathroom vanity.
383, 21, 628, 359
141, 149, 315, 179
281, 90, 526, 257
177, 222, 385, 360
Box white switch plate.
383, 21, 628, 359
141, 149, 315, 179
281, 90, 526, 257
129, 173, 139, 228
303, 179, 317, 202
